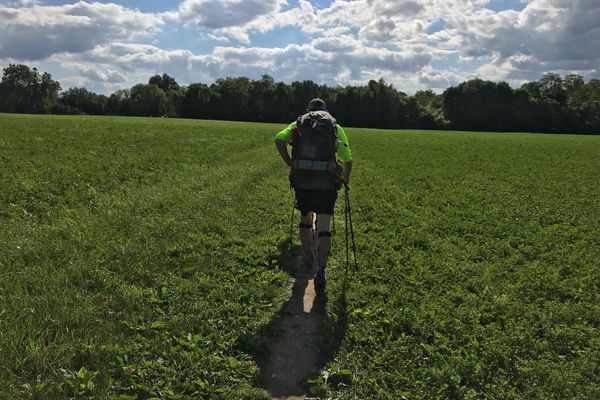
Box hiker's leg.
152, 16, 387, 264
316, 214, 332, 267
299, 212, 314, 255
295, 189, 313, 257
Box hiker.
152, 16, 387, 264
275, 98, 352, 289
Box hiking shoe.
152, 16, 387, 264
314, 266, 326, 289
301, 251, 313, 268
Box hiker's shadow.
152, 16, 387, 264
238, 238, 349, 397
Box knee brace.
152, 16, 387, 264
318, 231, 332, 238
299, 223, 313, 230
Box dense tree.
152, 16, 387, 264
565, 78, 600, 133
55, 87, 108, 115
107, 89, 131, 115
209, 77, 253, 121
0, 64, 60, 113
248, 74, 276, 122
165, 87, 186, 117
129, 84, 168, 117
414, 90, 447, 129
180, 83, 213, 119
564, 73, 585, 94
520, 73, 581, 132
271, 82, 294, 123
1, 63, 599, 133
149, 73, 180, 93
444, 78, 535, 132
146, 74, 182, 117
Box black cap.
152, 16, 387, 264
307, 98, 326, 111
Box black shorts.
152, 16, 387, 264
294, 190, 338, 216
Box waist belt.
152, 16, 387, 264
293, 159, 333, 171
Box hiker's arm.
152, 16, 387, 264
274, 122, 296, 168
335, 125, 352, 183
343, 161, 352, 184
275, 139, 292, 168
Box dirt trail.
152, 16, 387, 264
260, 255, 325, 400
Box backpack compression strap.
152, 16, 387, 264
292, 160, 335, 171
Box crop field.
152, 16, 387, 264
0, 113, 599, 399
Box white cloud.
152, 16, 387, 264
196, 39, 432, 86
419, 65, 467, 88
311, 35, 359, 53
358, 18, 397, 42
170, 0, 289, 43
0, 1, 162, 60
451, 0, 600, 85
368, 0, 425, 17
77, 66, 127, 84
1, 0, 598, 94
42, 35, 430, 93
46, 42, 214, 90
175, 0, 286, 29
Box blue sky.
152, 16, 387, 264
487, 0, 527, 12
37, 0, 177, 12
0, 0, 598, 94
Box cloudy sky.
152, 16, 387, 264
0, 0, 598, 94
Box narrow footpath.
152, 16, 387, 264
259, 254, 326, 400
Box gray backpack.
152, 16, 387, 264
290, 110, 340, 190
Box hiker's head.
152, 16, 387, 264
307, 98, 326, 112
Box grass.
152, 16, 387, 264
0, 113, 599, 399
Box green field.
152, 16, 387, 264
1, 114, 599, 399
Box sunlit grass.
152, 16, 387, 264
1, 113, 598, 399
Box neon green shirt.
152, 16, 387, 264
275, 121, 352, 162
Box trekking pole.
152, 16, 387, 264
344, 183, 358, 270
344, 186, 349, 272
289, 199, 295, 251
313, 212, 318, 258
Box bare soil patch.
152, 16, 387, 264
259, 256, 326, 400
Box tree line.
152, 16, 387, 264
1, 63, 599, 134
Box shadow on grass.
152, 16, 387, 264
238, 238, 349, 398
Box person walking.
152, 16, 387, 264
275, 98, 352, 289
